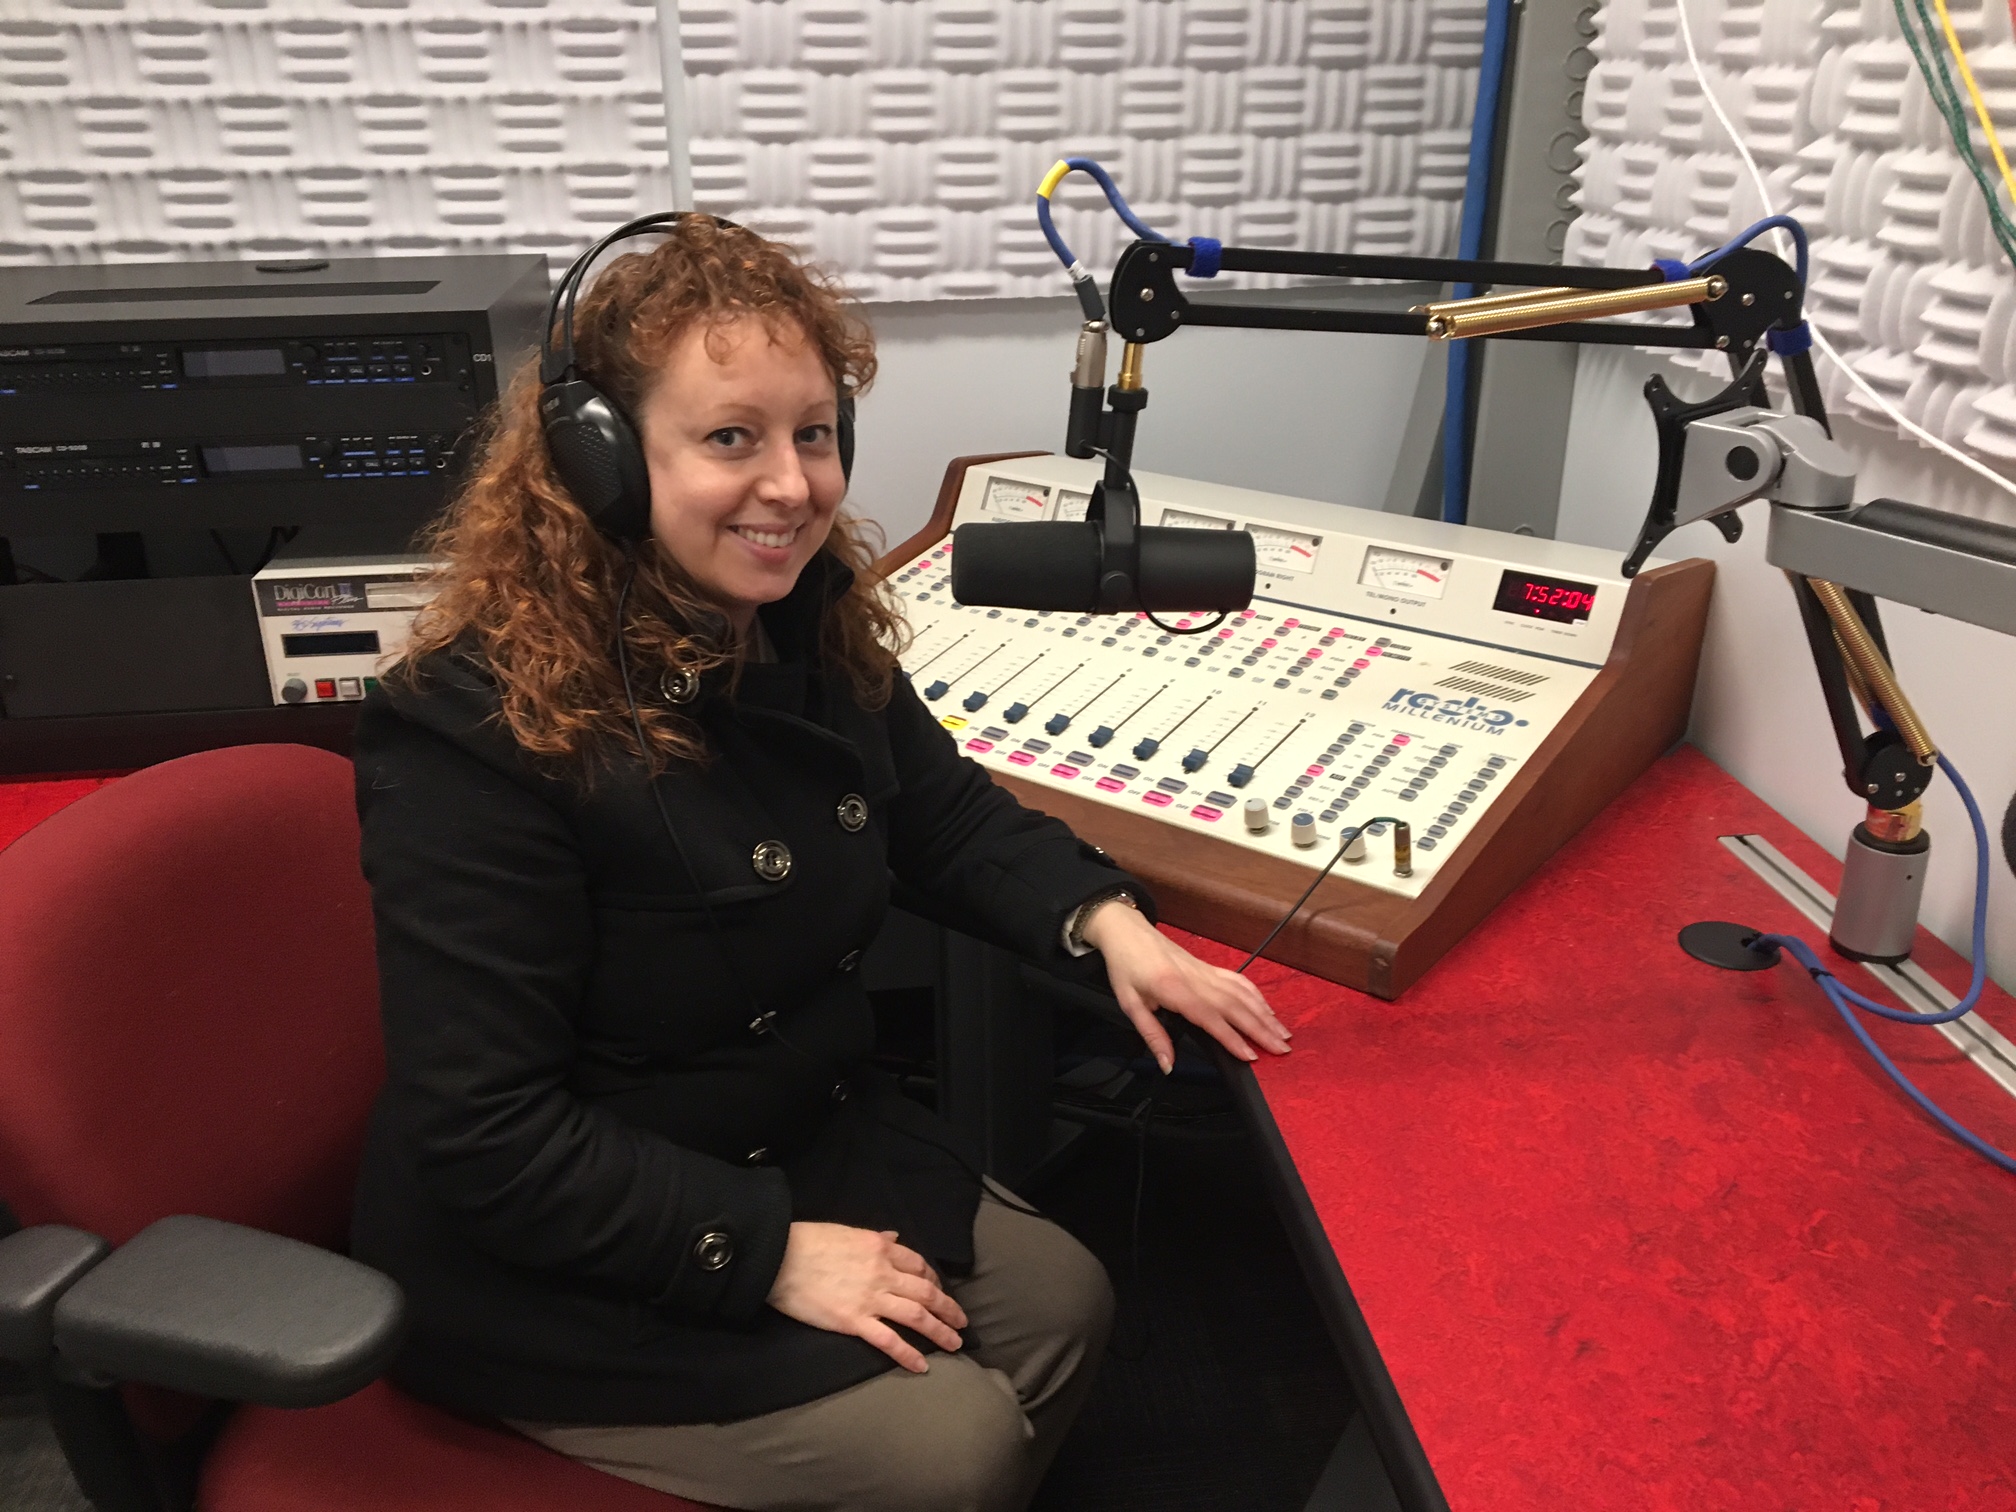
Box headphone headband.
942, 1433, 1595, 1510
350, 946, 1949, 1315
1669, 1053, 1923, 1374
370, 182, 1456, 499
537, 210, 853, 543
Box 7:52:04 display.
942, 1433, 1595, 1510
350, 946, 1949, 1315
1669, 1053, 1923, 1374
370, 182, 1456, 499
1492, 569, 1597, 624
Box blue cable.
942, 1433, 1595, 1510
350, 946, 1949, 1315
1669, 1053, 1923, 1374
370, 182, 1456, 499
1688, 213, 1810, 288
1035, 157, 1169, 274
1754, 754, 2015, 1174
1441, 0, 1516, 526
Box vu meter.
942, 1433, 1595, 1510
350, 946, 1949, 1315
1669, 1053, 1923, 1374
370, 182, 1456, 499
1358, 545, 1450, 598
1160, 507, 1235, 530
984, 476, 1050, 519
1248, 523, 1322, 575
1056, 488, 1092, 521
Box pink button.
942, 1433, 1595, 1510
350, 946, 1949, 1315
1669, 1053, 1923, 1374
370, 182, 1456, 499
1281, 618, 1299, 629
1305, 648, 1321, 659
1217, 627, 1236, 638
1353, 658, 1370, 668
965, 739, 995, 753
1261, 638, 1278, 648
916, 559, 930, 569
1051, 764, 1081, 779
1142, 791, 1173, 807
1392, 734, 1411, 745
1306, 765, 1323, 777
1096, 776, 1126, 792
1331, 627, 1348, 637
1177, 618, 1193, 628
1367, 646, 1382, 656
1241, 609, 1257, 618
1007, 750, 1037, 765
1191, 804, 1222, 822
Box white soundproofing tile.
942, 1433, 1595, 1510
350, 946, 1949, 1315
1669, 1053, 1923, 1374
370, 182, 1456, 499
1566, 0, 2016, 519
0, 0, 1486, 301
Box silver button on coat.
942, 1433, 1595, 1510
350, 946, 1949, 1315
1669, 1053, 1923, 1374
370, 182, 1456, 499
693, 1231, 734, 1271
750, 840, 792, 881
836, 794, 868, 832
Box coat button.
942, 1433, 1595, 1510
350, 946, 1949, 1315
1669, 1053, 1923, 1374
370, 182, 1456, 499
660, 667, 700, 705
831, 1080, 850, 1104
836, 949, 861, 973
751, 840, 792, 882
836, 794, 868, 832
693, 1231, 734, 1271
744, 1147, 768, 1166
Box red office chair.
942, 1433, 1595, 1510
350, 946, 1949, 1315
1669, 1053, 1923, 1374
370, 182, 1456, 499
0, 744, 710, 1512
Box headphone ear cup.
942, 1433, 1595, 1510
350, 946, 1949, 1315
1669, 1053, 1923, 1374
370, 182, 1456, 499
837, 392, 856, 486
540, 379, 652, 541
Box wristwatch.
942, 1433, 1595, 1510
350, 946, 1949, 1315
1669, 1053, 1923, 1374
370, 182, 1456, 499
1064, 887, 1139, 955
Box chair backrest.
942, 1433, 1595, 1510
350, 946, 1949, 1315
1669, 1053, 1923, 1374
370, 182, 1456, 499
0, 745, 382, 1250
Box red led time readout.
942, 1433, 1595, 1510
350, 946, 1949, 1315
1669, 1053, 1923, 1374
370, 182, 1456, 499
1492, 569, 1598, 625
1523, 581, 1594, 612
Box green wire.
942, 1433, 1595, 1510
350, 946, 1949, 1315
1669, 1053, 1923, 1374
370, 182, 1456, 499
1895, 0, 2016, 270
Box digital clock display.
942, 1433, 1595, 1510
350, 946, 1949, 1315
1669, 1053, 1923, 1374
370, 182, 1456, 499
1493, 569, 1597, 624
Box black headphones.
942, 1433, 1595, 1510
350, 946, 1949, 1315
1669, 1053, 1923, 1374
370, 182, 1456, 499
538, 211, 856, 543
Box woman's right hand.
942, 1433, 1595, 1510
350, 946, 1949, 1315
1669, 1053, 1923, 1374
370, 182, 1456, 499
765, 1221, 968, 1373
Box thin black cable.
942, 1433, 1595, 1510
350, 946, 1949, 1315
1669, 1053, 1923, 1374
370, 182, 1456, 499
208, 530, 243, 575
1086, 445, 1232, 637
1234, 817, 1406, 975
1104, 1091, 1157, 1362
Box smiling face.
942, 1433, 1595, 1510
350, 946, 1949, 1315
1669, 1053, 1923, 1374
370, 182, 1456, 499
634, 316, 847, 634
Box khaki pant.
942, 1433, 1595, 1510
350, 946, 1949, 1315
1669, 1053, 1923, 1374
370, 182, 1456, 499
513, 1186, 1114, 1512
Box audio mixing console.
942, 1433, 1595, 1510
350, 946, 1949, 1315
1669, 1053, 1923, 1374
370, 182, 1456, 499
881, 454, 1716, 997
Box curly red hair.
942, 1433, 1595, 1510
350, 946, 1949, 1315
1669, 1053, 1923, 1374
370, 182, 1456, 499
392, 218, 903, 772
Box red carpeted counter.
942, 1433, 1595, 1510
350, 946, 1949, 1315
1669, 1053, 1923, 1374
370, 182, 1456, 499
1174, 744, 2016, 1512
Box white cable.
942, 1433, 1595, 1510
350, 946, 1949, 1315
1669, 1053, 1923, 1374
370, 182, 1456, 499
653, 0, 694, 211
1672, 0, 2016, 499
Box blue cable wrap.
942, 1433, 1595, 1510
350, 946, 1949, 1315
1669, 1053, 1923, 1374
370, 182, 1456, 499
1767, 322, 1815, 356
1689, 213, 1810, 287
1442, 0, 1516, 526
1186, 236, 1222, 278
1652, 257, 1690, 282
1756, 754, 2015, 1174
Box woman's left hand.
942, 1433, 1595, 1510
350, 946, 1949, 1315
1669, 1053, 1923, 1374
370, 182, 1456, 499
1080, 900, 1292, 1073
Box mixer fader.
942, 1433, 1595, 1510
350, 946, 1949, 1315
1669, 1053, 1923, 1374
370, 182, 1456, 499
881, 454, 1715, 994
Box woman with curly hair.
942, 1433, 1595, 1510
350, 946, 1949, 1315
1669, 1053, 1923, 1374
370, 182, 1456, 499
349, 216, 1289, 1512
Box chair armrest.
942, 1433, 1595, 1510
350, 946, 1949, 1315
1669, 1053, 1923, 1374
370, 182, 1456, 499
0, 1226, 111, 1366
51, 1215, 405, 1408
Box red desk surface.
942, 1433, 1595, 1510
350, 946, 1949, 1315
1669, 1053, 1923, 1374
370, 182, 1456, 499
0, 774, 122, 851
1174, 745, 2016, 1512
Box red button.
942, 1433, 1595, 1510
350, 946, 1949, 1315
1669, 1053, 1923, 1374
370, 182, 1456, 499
1007, 750, 1037, 765
1096, 776, 1126, 792
1051, 763, 1081, 779
1142, 791, 1173, 807
1191, 804, 1222, 821
1281, 618, 1299, 629
314, 679, 337, 699
965, 738, 995, 753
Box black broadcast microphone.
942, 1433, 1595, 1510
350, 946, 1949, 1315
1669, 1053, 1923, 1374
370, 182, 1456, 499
950, 324, 1256, 615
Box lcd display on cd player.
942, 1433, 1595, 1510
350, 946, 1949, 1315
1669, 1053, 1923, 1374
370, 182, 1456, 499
1493, 569, 1597, 624
183, 347, 286, 379
200, 443, 304, 474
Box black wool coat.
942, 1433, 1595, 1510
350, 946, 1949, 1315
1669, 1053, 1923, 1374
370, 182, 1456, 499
348, 555, 1147, 1426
